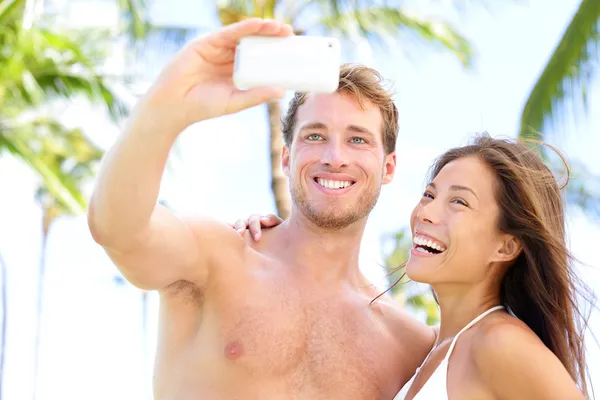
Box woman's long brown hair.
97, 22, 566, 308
421, 133, 592, 396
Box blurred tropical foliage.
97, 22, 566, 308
519, 0, 600, 218
0, 0, 127, 397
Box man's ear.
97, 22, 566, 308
492, 235, 522, 263
282, 146, 290, 177
382, 152, 397, 184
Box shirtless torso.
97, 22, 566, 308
152, 225, 433, 400
87, 18, 435, 400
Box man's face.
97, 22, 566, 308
282, 92, 396, 230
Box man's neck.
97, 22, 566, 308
433, 282, 502, 345
272, 211, 367, 285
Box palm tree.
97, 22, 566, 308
30, 124, 103, 399
121, 1, 475, 219
0, 0, 126, 213
0, 249, 7, 400
1, 0, 127, 396
519, 0, 600, 217
382, 229, 440, 325
519, 0, 599, 139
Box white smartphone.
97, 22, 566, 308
233, 35, 341, 93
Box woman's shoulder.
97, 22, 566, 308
468, 313, 584, 399
471, 312, 542, 359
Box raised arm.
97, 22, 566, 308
87, 19, 292, 291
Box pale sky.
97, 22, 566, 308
0, 0, 599, 399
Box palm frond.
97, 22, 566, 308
116, 0, 149, 41
0, 26, 128, 121
519, 0, 600, 139
0, 134, 86, 214
312, 6, 473, 68
0, 117, 102, 214
0, 0, 24, 24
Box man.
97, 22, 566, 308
88, 18, 434, 400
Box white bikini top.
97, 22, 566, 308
393, 305, 505, 400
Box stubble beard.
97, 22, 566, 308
289, 178, 381, 231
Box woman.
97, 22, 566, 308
233, 134, 592, 399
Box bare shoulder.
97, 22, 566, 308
472, 314, 584, 399
156, 213, 250, 295
181, 213, 252, 271
472, 315, 543, 369
183, 214, 247, 251
377, 296, 435, 354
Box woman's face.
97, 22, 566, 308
406, 156, 512, 286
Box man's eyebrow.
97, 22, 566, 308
347, 125, 375, 138
299, 122, 327, 130
427, 182, 479, 200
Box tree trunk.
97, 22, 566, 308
32, 210, 53, 400
0, 249, 7, 400
32, 231, 47, 400
141, 290, 148, 371
267, 100, 290, 219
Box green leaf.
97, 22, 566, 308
0, 133, 86, 214
0, 0, 24, 25
519, 0, 600, 139
0, 114, 103, 215
314, 6, 473, 68
0, 26, 128, 121
116, 0, 149, 40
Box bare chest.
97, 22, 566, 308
213, 272, 403, 397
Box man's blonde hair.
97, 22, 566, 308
281, 63, 399, 154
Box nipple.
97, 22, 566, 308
224, 340, 244, 360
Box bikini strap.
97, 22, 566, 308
443, 305, 505, 361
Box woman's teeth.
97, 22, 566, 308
413, 235, 447, 254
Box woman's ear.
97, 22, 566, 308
493, 235, 522, 263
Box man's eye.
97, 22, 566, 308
351, 137, 366, 144
307, 134, 323, 141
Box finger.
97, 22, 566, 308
227, 86, 286, 114
255, 20, 294, 37
248, 214, 263, 241
212, 19, 292, 48
260, 214, 283, 227
233, 220, 247, 236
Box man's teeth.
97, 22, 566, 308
316, 178, 353, 189
413, 235, 447, 252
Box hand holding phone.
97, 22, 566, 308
136, 19, 294, 134
233, 35, 341, 94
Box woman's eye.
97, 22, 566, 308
423, 191, 434, 199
